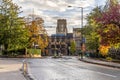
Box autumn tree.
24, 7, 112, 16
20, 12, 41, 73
26, 15, 48, 54
0, 0, 29, 55
85, 0, 120, 56
92, 0, 120, 56
96, 0, 120, 47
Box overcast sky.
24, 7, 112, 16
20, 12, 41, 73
13, 0, 107, 35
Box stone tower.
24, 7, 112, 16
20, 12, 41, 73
56, 19, 67, 35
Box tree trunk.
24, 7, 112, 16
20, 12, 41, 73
25, 48, 27, 58
3, 44, 8, 55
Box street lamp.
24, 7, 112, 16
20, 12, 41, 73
68, 5, 85, 59
54, 36, 57, 57
68, 6, 83, 28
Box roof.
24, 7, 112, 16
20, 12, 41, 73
67, 33, 73, 38
51, 34, 66, 37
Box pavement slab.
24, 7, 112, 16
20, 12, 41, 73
0, 58, 26, 80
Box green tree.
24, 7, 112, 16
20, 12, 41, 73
83, 7, 102, 51
70, 40, 76, 55
0, 0, 29, 55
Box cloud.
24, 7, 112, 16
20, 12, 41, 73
46, 0, 58, 7
12, 0, 106, 35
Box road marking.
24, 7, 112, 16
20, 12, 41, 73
54, 59, 117, 78
28, 58, 118, 79
96, 71, 117, 78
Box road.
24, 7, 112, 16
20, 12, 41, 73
27, 57, 120, 80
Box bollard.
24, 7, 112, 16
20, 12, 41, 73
23, 60, 27, 75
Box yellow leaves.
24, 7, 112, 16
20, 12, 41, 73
99, 45, 110, 56
105, 24, 119, 31
38, 35, 48, 49
99, 23, 120, 46
25, 17, 48, 50
89, 17, 99, 29
110, 0, 118, 6
90, 19, 96, 26
29, 21, 39, 35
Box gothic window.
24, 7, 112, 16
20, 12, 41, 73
56, 38, 60, 42
61, 45, 66, 48
51, 45, 55, 48
56, 45, 60, 48
61, 38, 65, 42
51, 38, 54, 42
61, 24, 64, 32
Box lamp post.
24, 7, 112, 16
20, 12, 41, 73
68, 6, 85, 59
68, 6, 83, 28
54, 36, 57, 57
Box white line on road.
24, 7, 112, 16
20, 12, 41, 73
54, 59, 117, 78
96, 71, 117, 78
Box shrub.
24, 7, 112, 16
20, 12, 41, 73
108, 48, 120, 59
106, 57, 112, 61
27, 49, 41, 55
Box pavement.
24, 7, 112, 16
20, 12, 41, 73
0, 58, 26, 80
79, 57, 120, 69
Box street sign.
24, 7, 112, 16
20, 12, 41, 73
82, 37, 86, 43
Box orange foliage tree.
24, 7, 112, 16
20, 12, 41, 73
25, 15, 48, 54
95, 0, 120, 56
99, 45, 110, 56
96, 0, 120, 46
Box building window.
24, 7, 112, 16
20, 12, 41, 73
56, 38, 60, 42
61, 38, 65, 42
61, 45, 66, 48
56, 45, 60, 48
51, 45, 55, 48
51, 38, 54, 42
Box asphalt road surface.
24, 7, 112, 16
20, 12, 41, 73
27, 57, 120, 80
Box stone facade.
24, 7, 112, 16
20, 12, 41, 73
56, 19, 67, 35
48, 19, 73, 55
48, 34, 67, 55
73, 28, 82, 50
